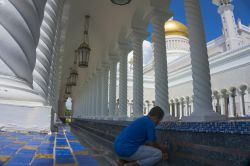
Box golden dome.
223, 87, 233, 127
164, 20, 188, 38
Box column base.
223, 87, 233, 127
161, 115, 178, 122
0, 75, 47, 106
130, 116, 142, 121
113, 116, 129, 121
0, 103, 51, 133
93, 116, 102, 120
181, 110, 226, 122
102, 116, 109, 120
106, 116, 115, 120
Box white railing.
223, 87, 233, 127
114, 84, 250, 120
165, 38, 190, 52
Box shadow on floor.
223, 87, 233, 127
70, 124, 170, 166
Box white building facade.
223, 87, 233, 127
124, 0, 250, 118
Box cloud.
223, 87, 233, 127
126, 40, 153, 71
65, 97, 72, 110
143, 40, 153, 66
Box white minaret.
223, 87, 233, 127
213, 0, 241, 50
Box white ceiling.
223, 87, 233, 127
59, 0, 171, 98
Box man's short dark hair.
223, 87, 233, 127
148, 106, 164, 120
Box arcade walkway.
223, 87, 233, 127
0, 126, 101, 166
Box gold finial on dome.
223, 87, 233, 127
164, 20, 188, 38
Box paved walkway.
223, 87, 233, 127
0, 126, 99, 166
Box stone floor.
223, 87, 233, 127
0, 126, 99, 166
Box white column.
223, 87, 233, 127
80, 91, 83, 118
185, 96, 190, 116
88, 76, 92, 118
96, 68, 102, 118
130, 30, 148, 118
49, 24, 64, 130
213, 0, 241, 50
239, 85, 247, 116
101, 64, 109, 118
109, 57, 118, 118
213, 91, 221, 114
118, 45, 130, 119
180, 97, 185, 118
220, 97, 225, 116
86, 81, 90, 118
190, 96, 194, 114
83, 83, 87, 117
88, 78, 92, 118
228, 94, 235, 117
183, 0, 223, 121
89, 77, 94, 118
220, 89, 229, 117
33, 0, 64, 103
151, 9, 175, 121
169, 99, 174, 116
91, 74, 97, 118
0, 0, 47, 105
229, 87, 237, 117
174, 99, 178, 118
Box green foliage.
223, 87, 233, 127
65, 118, 71, 123
64, 108, 72, 116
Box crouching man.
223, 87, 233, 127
114, 106, 168, 166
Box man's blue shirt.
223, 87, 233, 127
114, 116, 157, 157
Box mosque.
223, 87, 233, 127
0, 0, 250, 165
124, 2, 250, 119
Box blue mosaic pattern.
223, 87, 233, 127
0, 126, 99, 166
75, 118, 250, 135
157, 121, 250, 134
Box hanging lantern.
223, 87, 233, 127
78, 15, 91, 68
64, 94, 68, 101
110, 0, 132, 5
70, 52, 78, 86
70, 69, 78, 86
65, 77, 72, 95
65, 85, 71, 95
78, 42, 91, 67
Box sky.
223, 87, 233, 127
66, 1, 250, 110
66, 97, 72, 110
147, 0, 250, 42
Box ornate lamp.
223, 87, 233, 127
65, 77, 72, 95
63, 94, 68, 102
78, 15, 91, 68
70, 68, 78, 86
70, 52, 78, 86
65, 85, 71, 95
110, 0, 132, 5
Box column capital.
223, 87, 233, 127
87, 75, 93, 82
229, 87, 237, 96
101, 62, 109, 70
213, 90, 220, 98
129, 27, 149, 43
148, 0, 171, 21
220, 89, 229, 98
109, 53, 119, 62
118, 41, 131, 56
151, 10, 171, 24
169, 99, 174, 104
239, 84, 247, 93
96, 66, 102, 72
148, 0, 172, 26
